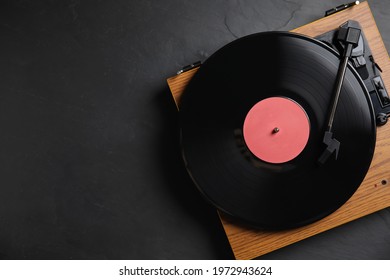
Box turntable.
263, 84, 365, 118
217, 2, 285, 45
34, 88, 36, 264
167, 1, 390, 259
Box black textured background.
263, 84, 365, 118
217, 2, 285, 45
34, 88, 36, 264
0, 0, 389, 259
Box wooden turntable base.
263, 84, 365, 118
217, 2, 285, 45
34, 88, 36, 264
167, 1, 390, 259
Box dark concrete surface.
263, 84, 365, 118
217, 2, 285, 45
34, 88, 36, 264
0, 0, 389, 259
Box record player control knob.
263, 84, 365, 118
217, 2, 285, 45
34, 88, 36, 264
373, 76, 390, 106
376, 113, 388, 126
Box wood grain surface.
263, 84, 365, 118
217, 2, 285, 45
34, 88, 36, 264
167, 1, 390, 260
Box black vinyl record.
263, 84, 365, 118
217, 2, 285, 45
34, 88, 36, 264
179, 32, 376, 230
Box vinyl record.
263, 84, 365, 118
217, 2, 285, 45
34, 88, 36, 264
179, 32, 376, 230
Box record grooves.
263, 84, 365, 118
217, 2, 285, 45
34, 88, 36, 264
179, 32, 376, 230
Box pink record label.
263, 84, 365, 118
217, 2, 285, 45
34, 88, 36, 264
243, 97, 310, 164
